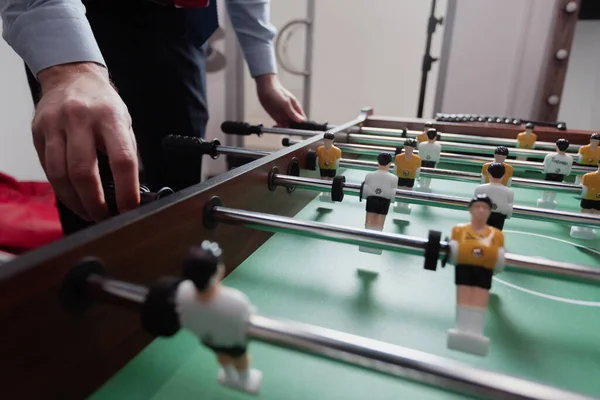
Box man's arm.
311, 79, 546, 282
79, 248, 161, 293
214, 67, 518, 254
1, 0, 105, 77
224, 0, 277, 78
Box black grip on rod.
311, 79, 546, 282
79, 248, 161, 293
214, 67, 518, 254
162, 135, 221, 159
221, 121, 263, 135
288, 120, 328, 131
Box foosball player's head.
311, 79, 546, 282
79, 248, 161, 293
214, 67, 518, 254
377, 152, 393, 169
487, 162, 505, 183
556, 138, 569, 154
424, 121, 434, 131
183, 241, 225, 293
525, 122, 534, 133
404, 138, 417, 155
426, 128, 438, 142
591, 133, 600, 146
468, 194, 493, 223
323, 132, 335, 149
494, 146, 509, 163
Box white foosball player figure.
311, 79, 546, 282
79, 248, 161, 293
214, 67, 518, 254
474, 163, 514, 231
446, 194, 505, 357
417, 128, 442, 191
359, 152, 398, 256
570, 161, 600, 240
176, 241, 262, 395
537, 139, 573, 209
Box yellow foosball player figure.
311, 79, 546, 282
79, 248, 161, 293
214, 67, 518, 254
516, 122, 537, 161
316, 132, 342, 202
575, 133, 600, 184
176, 241, 262, 394
393, 139, 421, 214
481, 146, 513, 187
446, 194, 505, 357
417, 121, 435, 143
359, 152, 398, 256
570, 160, 600, 240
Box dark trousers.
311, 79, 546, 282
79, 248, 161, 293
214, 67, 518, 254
487, 212, 506, 231
26, 1, 208, 234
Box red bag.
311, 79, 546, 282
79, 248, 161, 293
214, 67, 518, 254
0, 172, 63, 254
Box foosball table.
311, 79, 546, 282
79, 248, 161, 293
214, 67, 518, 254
2, 108, 600, 400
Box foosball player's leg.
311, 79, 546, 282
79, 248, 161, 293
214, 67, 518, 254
394, 182, 413, 214
536, 190, 558, 209
418, 162, 435, 192
359, 210, 385, 255
447, 273, 491, 357
217, 351, 263, 394
319, 170, 336, 203
537, 175, 560, 209
419, 177, 432, 192
569, 205, 598, 240
575, 175, 583, 185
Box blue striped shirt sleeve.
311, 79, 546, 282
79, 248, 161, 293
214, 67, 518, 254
0, 0, 106, 76
224, 0, 277, 77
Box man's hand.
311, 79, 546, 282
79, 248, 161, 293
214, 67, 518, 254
255, 73, 306, 127
33, 62, 140, 222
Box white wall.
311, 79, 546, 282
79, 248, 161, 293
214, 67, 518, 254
0, 20, 43, 181
439, 0, 556, 118
558, 20, 600, 130
244, 0, 448, 150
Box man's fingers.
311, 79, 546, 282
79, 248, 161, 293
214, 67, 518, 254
290, 96, 306, 120
98, 115, 140, 214
64, 99, 110, 222
44, 130, 91, 221
286, 96, 305, 123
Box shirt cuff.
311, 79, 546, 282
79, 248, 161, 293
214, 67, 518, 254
241, 43, 277, 78
5, 4, 105, 76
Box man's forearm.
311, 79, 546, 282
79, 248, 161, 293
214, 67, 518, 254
224, 0, 277, 78
0, 0, 105, 77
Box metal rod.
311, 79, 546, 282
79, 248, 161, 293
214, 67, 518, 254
185, 143, 582, 194
216, 145, 270, 158
213, 204, 428, 255
248, 315, 594, 400
79, 274, 595, 400
211, 205, 600, 285
339, 158, 581, 194
335, 142, 594, 175
349, 126, 582, 152
87, 275, 148, 310
347, 133, 548, 159
238, 121, 582, 154
303, 0, 315, 117
271, 174, 600, 229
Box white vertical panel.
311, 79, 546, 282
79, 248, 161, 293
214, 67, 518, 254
558, 20, 600, 130
439, 0, 555, 118
243, 0, 447, 150
0, 21, 43, 180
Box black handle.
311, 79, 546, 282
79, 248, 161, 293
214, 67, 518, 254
282, 138, 299, 147
220, 121, 263, 135
289, 120, 328, 131
161, 135, 221, 159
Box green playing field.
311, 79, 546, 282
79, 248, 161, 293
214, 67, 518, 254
90, 162, 600, 400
